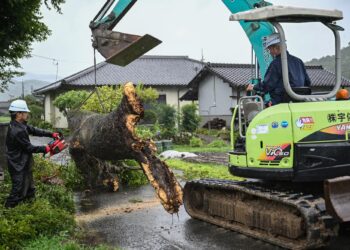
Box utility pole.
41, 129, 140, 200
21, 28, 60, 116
21, 79, 24, 99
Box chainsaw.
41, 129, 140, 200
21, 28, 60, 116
47, 135, 68, 157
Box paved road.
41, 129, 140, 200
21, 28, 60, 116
75, 184, 350, 250
75, 185, 283, 250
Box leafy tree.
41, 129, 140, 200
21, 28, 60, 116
53, 85, 159, 115
135, 84, 159, 104
81, 86, 124, 113
181, 103, 200, 132
0, 0, 65, 92
53, 90, 89, 116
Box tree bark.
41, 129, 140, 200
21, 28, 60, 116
68, 83, 183, 214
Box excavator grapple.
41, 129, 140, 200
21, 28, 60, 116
91, 29, 161, 66
90, 0, 161, 66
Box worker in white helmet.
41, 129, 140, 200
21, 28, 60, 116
247, 33, 311, 105
4, 99, 61, 208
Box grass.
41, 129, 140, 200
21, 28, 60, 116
173, 144, 231, 153
0, 116, 10, 123
24, 235, 113, 250
166, 159, 243, 181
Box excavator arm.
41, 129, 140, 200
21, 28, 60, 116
90, 0, 275, 77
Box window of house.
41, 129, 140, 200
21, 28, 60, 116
157, 94, 167, 105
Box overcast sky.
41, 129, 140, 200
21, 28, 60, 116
18, 0, 350, 81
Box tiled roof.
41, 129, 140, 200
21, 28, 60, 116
201, 63, 350, 87
34, 56, 204, 94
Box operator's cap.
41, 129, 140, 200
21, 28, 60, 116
9, 100, 30, 112
263, 33, 281, 49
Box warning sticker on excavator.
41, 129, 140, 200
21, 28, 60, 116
296, 117, 314, 131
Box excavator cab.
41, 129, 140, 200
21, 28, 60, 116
90, 0, 161, 66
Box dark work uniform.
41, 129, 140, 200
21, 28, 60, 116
5, 121, 51, 208
255, 52, 311, 105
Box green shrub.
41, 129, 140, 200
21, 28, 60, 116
217, 129, 230, 141
157, 104, 177, 139
60, 161, 84, 191
172, 132, 193, 145
0, 156, 81, 249
181, 104, 200, 132
119, 170, 148, 186
190, 137, 203, 147
208, 140, 228, 148
135, 125, 155, 140
0, 199, 75, 249
141, 109, 157, 124
196, 128, 209, 135
37, 120, 53, 130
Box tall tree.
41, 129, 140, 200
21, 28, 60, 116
0, 0, 65, 92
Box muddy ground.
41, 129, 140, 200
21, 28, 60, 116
31, 137, 350, 250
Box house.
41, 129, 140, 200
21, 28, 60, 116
181, 63, 350, 127
34, 56, 204, 128
34, 55, 350, 129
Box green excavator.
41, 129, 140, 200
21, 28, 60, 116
89, 1, 350, 249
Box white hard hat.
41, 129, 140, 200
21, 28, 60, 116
263, 33, 281, 49
9, 100, 30, 112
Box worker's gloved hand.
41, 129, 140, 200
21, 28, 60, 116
52, 132, 63, 139
246, 84, 254, 92
45, 145, 51, 154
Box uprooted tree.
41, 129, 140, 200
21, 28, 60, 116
67, 83, 183, 214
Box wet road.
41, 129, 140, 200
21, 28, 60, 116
75, 184, 350, 250
75, 185, 282, 250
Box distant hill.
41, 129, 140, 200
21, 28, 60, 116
0, 72, 59, 101
0, 79, 49, 101
306, 42, 350, 80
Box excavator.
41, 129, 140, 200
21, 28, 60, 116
90, 0, 350, 249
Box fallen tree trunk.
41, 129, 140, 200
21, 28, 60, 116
68, 83, 183, 214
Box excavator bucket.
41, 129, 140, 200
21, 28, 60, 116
324, 176, 350, 222
92, 29, 162, 66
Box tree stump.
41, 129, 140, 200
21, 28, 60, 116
68, 83, 183, 214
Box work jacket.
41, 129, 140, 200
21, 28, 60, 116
6, 121, 51, 172
255, 52, 311, 105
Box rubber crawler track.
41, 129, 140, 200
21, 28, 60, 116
184, 179, 338, 249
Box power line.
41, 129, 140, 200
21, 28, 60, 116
31, 54, 59, 80
31, 54, 91, 64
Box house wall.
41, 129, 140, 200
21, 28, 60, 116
198, 75, 237, 128
155, 86, 191, 109
44, 93, 68, 129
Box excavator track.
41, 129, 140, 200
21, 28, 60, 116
184, 179, 338, 249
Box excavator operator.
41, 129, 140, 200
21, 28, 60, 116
247, 33, 311, 105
